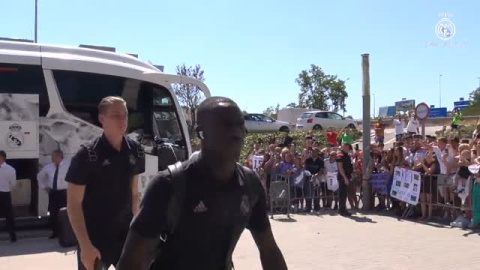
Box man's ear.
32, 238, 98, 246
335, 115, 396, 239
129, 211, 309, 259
98, 114, 105, 126
195, 126, 204, 140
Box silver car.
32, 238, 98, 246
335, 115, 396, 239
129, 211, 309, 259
295, 111, 357, 131
244, 114, 293, 133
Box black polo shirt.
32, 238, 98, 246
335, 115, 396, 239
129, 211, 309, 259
131, 157, 270, 270
66, 134, 145, 255
305, 157, 324, 175
336, 151, 353, 180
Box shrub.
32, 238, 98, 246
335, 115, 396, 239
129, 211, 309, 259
190, 130, 362, 164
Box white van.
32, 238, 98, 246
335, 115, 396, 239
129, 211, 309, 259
0, 39, 210, 223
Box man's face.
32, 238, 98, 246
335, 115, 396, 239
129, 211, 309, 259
99, 102, 128, 136
438, 140, 447, 150
201, 104, 246, 162
0, 156, 4, 164
342, 144, 350, 153
52, 153, 62, 164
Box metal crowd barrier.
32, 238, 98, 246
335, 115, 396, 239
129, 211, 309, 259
366, 171, 477, 219
267, 171, 363, 218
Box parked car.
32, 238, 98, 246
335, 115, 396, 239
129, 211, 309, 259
295, 111, 358, 131
244, 113, 293, 133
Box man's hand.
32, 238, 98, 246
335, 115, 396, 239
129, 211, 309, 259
81, 243, 101, 270
251, 228, 288, 270
344, 178, 350, 186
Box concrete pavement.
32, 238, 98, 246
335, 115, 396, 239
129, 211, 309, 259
1, 212, 480, 270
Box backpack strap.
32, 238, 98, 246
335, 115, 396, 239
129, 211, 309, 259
81, 138, 101, 162
166, 161, 187, 235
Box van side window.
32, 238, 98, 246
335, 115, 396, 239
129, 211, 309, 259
53, 70, 124, 126
0, 64, 50, 116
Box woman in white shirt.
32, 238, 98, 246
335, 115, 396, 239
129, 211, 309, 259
323, 151, 339, 209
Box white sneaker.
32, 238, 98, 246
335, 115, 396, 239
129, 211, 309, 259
468, 219, 479, 229
450, 215, 470, 229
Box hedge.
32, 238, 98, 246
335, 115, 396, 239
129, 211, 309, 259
191, 130, 363, 165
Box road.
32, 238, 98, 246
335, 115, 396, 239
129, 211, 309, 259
1, 213, 479, 270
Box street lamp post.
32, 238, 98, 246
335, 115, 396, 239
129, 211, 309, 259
34, 0, 38, 43
372, 93, 376, 119
439, 74, 442, 108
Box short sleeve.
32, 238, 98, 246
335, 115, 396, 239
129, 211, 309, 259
134, 144, 146, 175
130, 171, 172, 238
247, 175, 271, 233
65, 147, 91, 185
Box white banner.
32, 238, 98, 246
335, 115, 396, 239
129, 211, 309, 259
390, 167, 422, 205
326, 172, 339, 191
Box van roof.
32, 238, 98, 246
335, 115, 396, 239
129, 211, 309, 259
0, 40, 162, 73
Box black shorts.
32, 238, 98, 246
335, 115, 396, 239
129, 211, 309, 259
451, 123, 459, 130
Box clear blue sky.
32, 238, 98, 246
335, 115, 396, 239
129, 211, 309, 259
2, 0, 479, 119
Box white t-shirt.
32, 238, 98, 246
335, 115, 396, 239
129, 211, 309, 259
324, 158, 338, 173
394, 119, 404, 135
406, 117, 419, 133
251, 155, 264, 172
433, 146, 448, 174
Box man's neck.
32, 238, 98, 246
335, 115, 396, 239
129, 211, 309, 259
199, 152, 237, 182
104, 133, 124, 151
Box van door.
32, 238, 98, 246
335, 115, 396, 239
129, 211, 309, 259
0, 62, 49, 217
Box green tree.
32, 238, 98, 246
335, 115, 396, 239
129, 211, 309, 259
469, 87, 480, 104
295, 64, 348, 112
172, 64, 206, 132
263, 104, 280, 119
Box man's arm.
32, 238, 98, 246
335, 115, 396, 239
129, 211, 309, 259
251, 228, 288, 270
67, 183, 91, 248
36, 166, 48, 190
9, 168, 17, 190
116, 230, 158, 270
67, 183, 101, 270
117, 171, 172, 269
132, 175, 140, 216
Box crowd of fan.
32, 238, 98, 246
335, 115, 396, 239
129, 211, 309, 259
245, 119, 480, 229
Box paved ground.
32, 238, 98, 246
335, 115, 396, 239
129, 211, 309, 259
1, 211, 479, 270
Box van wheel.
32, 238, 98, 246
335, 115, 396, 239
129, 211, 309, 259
279, 126, 290, 132
313, 125, 322, 131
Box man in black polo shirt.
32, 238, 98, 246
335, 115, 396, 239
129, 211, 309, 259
304, 148, 324, 212
337, 143, 353, 217
66, 96, 145, 270
117, 97, 288, 270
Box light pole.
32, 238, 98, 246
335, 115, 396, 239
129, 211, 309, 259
372, 93, 376, 119
34, 0, 38, 43
439, 74, 442, 108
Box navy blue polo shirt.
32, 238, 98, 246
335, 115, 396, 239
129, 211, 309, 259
66, 134, 145, 256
